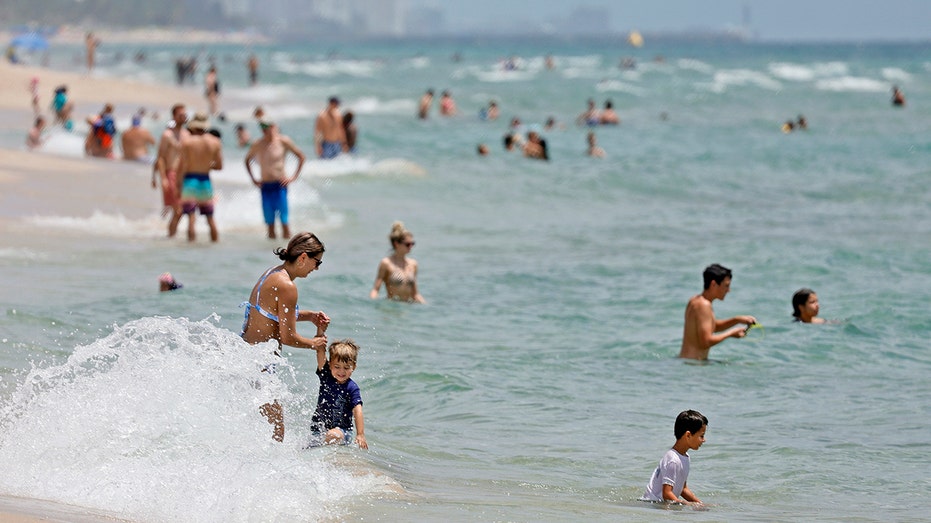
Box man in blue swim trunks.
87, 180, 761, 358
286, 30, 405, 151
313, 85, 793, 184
176, 112, 223, 242
314, 96, 347, 159
245, 120, 306, 239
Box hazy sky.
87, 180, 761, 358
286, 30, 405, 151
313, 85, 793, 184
413, 0, 931, 41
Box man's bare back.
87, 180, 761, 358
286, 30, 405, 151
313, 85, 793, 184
122, 126, 155, 161
179, 134, 223, 174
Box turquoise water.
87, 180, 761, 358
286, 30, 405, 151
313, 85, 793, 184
1, 38, 931, 522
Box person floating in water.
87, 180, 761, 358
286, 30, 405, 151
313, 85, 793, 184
158, 272, 183, 292
891, 86, 906, 107
792, 288, 826, 324
679, 264, 757, 360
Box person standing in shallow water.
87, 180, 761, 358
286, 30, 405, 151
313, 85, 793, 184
241, 232, 331, 442
370, 221, 426, 303
679, 264, 756, 360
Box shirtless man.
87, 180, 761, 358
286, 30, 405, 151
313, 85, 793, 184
418, 89, 434, 119
314, 97, 347, 159
154, 104, 189, 234
176, 112, 223, 242
121, 116, 156, 162
679, 264, 757, 360
245, 120, 306, 239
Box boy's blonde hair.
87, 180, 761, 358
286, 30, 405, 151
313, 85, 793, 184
329, 339, 360, 367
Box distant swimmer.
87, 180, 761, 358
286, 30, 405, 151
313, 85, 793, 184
477, 143, 489, 156
792, 288, 826, 324
176, 112, 223, 242
796, 115, 808, 130
235, 124, 251, 148
158, 272, 183, 292
600, 100, 620, 125
314, 96, 347, 159
439, 90, 457, 116
418, 88, 434, 119
479, 100, 499, 121
370, 221, 426, 303
891, 86, 905, 107
523, 131, 548, 161
586, 131, 605, 158
781, 120, 795, 133
679, 264, 757, 360
121, 115, 156, 162
577, 98, 600, 127
343, 111, 358, 153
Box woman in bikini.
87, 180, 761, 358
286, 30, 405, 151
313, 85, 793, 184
370, 221, 426, 303
242, 231, 330, 441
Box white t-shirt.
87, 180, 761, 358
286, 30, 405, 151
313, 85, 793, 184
641, 448, 690, 501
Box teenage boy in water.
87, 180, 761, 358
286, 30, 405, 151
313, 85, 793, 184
641, 410, 708, 505
311, 339, 368, 449
679, 263, 756, 360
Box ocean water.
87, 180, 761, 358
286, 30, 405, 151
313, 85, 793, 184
2, 37, 931, 522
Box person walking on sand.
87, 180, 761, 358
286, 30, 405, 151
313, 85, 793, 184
176, 112, 223, 242
241, 232, 330, 442
245, 120, 306, 240
314, 97, 347, 159
370, 221, 426, 303
679, 264, 756, 360
155, 104, 190, 234
121, 114, 156, 162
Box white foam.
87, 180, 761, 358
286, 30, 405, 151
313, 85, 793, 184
769, 61, 849, 81
881, 67, 911, 82
0, 316, 397, 522
596, 79, 646, 97
815, 76, 888, 92
704, 68, 782, 93
677, 58, 715, 75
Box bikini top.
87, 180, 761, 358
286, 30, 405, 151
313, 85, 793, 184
240, 267, 297, 335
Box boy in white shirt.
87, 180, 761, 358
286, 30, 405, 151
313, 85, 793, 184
641, 410, 707, 505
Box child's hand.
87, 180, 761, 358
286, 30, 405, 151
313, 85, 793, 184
312, 311, 330, 331
356, 433, 368, 449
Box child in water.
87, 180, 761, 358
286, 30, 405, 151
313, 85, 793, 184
641, 410, 707, 505
310, 339, 368, 449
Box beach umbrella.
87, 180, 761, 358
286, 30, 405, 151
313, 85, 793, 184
10, 32, 49, 51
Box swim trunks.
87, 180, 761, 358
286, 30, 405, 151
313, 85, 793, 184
261, 182, 289, 225
319, 141, 342, 159
162, 170, 178, 208
180, 173, 214, 216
